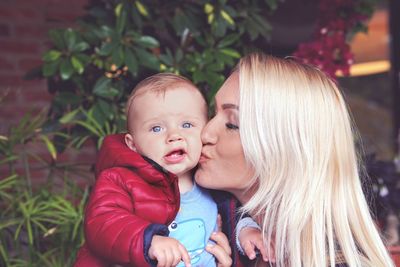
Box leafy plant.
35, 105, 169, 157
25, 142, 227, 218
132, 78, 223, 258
0, 111, 90, 266
35, 0, 283, 151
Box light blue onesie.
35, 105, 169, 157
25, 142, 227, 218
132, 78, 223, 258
168, 183, 217, 267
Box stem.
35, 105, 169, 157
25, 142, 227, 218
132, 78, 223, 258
21, 146, 32, 197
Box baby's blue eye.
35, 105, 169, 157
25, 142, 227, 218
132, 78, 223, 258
182, 122, 193, 128
151, 126, 162, 132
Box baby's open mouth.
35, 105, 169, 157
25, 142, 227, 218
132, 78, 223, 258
166, 149, 185, 157
164, 149, 186, 163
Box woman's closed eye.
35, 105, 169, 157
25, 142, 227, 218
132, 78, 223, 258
225, 122, 239, 130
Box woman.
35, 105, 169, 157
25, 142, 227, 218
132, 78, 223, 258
196, 53, 395, 267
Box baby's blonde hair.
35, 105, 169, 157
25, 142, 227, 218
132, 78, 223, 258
238, 53, 394, 267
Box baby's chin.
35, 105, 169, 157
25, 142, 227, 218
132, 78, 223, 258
164, 164, 197, 178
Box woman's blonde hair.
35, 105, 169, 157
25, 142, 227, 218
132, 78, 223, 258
238, 53, 394, 267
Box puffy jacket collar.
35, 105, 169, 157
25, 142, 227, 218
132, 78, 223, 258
95, 133, 177, 184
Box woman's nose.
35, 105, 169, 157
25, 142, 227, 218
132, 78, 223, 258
201, 118, 217, 145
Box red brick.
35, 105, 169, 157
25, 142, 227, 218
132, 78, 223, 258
45, 6, 87, 23
0, 73, 46, 86
0, 6, 41, 22
0, 57, 16, 70
22, 89, 52, 103
0, 88, 21, 102
0, 74, 26, 86
15, 24, 47, 39
13, 0, 86, 6
0, 23, 10, 37
18, 58, 44, 72
0, 40, 41, 54
0, 109, 29, 125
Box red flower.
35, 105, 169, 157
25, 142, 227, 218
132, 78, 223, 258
293, 0, 373, 79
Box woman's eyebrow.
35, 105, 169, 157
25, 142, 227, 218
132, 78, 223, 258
222, 103, 239, 110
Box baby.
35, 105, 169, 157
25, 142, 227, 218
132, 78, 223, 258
74, 73, 266, 267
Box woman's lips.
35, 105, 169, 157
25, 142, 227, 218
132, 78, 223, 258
164, 150, 186, 164
199, 153, 210, 163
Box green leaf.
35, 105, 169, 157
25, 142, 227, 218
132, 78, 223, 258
0, 174, 18, 190
93, 76, 111, 93
42, 50, 62, 62
59, 109, 79, 124
72, 42, 89, 53
39, 135, 57, 160
111, 45, 124, 67
159, 49, 173, 65
42, 61, 59, 77
74, 53, 91, 66
91, 101, 108, 124
217, 34, 240, 48
125, 48, 138, 76
48, 29, 65, 49
213, 17, 227, 37
64, 28, 78, 50
0, 155, 18, 165
135, 1, 148, 17
219, 48, 240, 58
116, 5, 128, 34
92, 76, 119, 98
97, 99, 114, 120
135, 48, 159, 70
136, 36, 159, 48
220, 10, 235, 26
75, 120, 101, 137
71, 56, 84, 74
175, 49, 183, 62
59, 59, 74, 80
115, 3, 123, 17
193, 70, 207, 83
97, 42, 117, 56
54, 92, 82, 106
204, 3, 214, 14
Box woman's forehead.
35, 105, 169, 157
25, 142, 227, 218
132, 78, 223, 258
215, 72, 240, 105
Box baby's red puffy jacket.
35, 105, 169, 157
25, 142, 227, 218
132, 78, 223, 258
74, 134, 180, 266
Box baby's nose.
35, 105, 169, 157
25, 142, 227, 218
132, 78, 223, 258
167, 133, 183, 143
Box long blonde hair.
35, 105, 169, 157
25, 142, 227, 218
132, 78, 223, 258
238, 53, 394, 267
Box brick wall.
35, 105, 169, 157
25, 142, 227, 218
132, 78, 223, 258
0, 0, 95, 185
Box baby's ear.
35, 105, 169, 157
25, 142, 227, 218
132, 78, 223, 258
124, 133, 137, 152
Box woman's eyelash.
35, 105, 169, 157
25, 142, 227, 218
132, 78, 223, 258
225, 123, 239, 130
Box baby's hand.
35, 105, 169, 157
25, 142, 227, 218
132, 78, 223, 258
148, 235, 191, 267
239, 227, 274, 262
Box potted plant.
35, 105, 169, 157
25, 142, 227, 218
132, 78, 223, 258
365, 153, 400, 265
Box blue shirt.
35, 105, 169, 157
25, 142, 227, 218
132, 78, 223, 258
168, 183, 217, 267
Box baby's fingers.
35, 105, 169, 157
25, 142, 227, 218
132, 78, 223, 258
210, 232, 231, 256
242, 241, 257, 260
155, 251, 167, 267
178, 244, 191, 267
206, 243, 232, 267
255, 240, 275, 263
